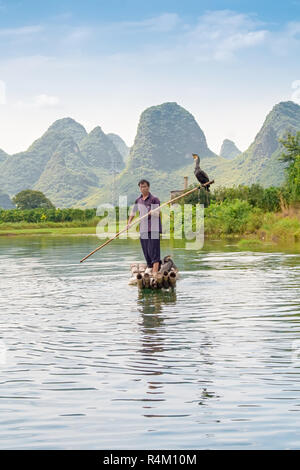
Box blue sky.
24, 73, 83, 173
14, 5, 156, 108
0, 0, 300, 154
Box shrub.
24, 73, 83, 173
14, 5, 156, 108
0, 207, 97, 224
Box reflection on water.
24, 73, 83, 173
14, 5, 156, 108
0, 236, 300, 449
138, 288, 177, 315
138, 289, 176, 356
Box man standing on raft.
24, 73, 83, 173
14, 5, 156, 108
127, 179, 162, 275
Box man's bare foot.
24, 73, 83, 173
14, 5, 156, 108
152, 262, 159, 275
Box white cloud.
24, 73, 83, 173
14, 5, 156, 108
49, 12, 73, 22
92, 9, 269, 65
292, 79, 300, 89
0, 80, 6, 104
15, 94, 60, 109
0, 54, 56, 71
63, 26, 92, 44
286, 21, 300, 37
118, 13, 181, 33
34, 94, 60, 107
268, 20, 300, 56
184, 10, 268, 61
0, 25, 44, 36
56, 13, 180, 48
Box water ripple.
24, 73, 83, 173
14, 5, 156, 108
0, 236, 300, 449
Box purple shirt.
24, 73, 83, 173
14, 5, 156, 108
130, 192, 162, 234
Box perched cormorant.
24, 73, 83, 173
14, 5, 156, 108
192, 154, 211, 192
161, 255, 178, 273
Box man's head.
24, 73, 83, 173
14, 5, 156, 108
138, 179, 150, 196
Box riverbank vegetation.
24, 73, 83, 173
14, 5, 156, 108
1, 198, 299, 244
0, 207, 100, 235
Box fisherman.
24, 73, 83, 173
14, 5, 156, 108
126, 179, 162, 275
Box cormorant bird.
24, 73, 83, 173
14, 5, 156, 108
161, 255, 178, 273
192, 154, 211, 191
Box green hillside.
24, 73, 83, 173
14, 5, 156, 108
0, 189, 14, 209
0, 118, 125, 207
79, 126, 124, 171
0, 117, 87, 196
79, 102, 218, 206
34, 137, 99, 207
128, 101, 216, 171
222, 101, 300, 187
0, 148, 8, 164
220, 139, 241, 159
107, 133, 130, 162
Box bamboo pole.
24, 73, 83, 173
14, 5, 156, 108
168, 271, 177, 287
163, 271, 170, 288
80, 179, 214, 263
155, 272, 163, 288
143, 273, 151, 288
136, 273, 143, 289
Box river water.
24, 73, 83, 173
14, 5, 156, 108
0, 235, 300, 449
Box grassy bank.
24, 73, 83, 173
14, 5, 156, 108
1, 203, 300, 247
0, 218, 100, 236
203, 200, 300, 243
0, 225, 98, 235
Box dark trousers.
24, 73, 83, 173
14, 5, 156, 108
140, 231, 161, 269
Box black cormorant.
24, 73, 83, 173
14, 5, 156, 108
192, 154, 211, 192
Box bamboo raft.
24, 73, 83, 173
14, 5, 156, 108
129, 256, 179, 290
